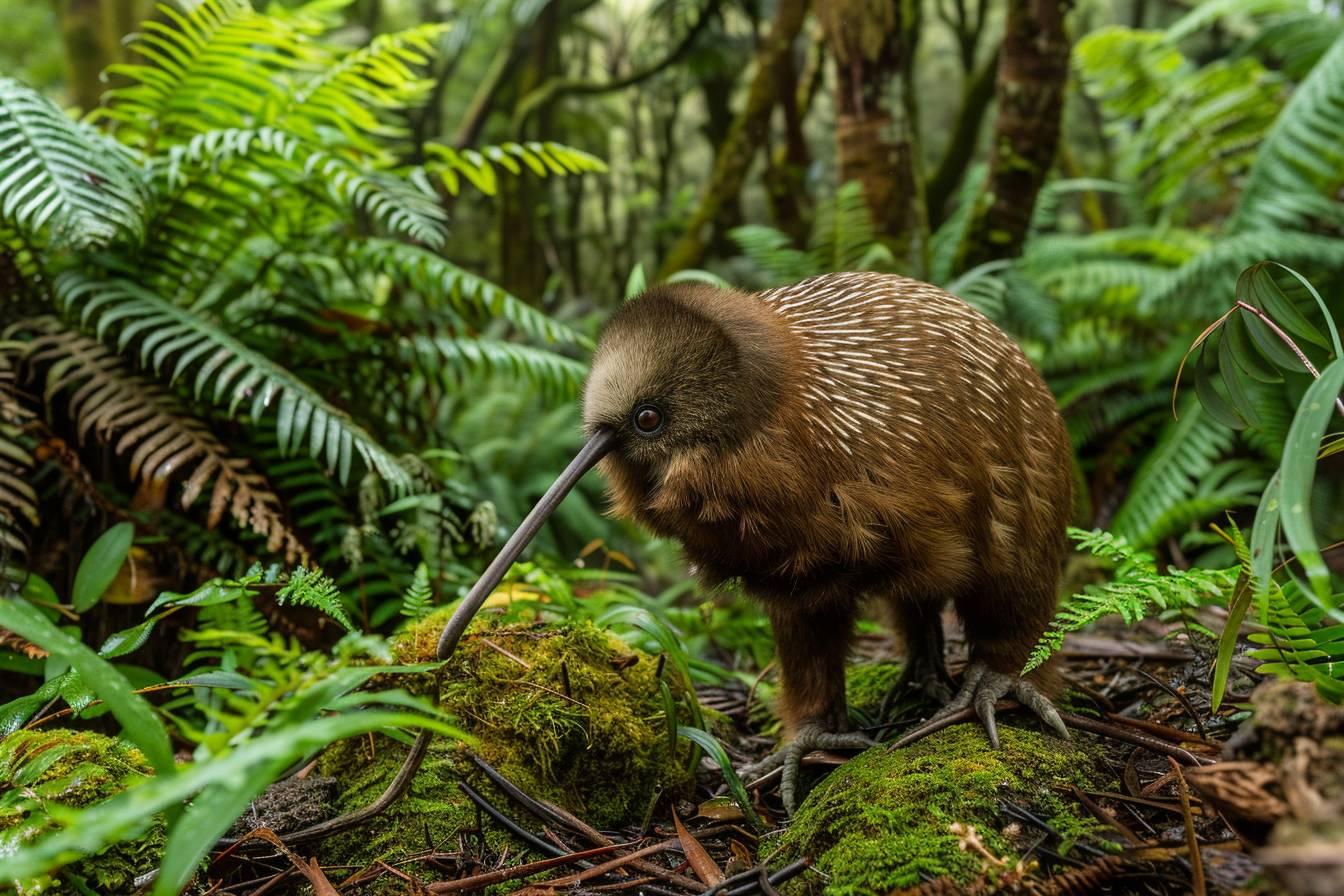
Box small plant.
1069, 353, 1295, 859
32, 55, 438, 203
1026, 528, 1236, 673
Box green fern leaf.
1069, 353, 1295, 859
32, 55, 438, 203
1232, 31, 1344, 232
1109, 400, 1239, 547
55, 273, 414, 493
0, 78, 147, 248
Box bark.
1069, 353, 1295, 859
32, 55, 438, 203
955, 0, 1071, 273
763, 26, 818, 244
53, 0, 148, 112
658, 0, 809, 278
497, 1, 562, 302
925, 44, 999, 226
697, 67, 745, 256
817, 0, 929, 273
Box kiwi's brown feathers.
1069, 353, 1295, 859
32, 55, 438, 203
582, 273, 1072, 732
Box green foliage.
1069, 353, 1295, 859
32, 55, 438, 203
712, 181, 895, 289
0, 566, 462, 893
400, 562, 434, 620
426, 141, 608, 196
1027, 529, 1237, 673
0, 0, 603, 614
0, 76, 147, 248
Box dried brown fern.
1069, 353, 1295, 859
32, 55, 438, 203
19, 320, 307, 563
0, 347, 39, 589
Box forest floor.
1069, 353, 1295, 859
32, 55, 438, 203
210, 610, 1343, 896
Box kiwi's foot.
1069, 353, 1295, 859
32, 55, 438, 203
739, 724, 876, 814
930, 661, 1069, 749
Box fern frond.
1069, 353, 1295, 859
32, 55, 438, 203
400, 562, 434, 620
1231, 31, 1344, 233
810, 180, 892, 273
350, 239, 586, 347
99, 0, 317, 146
0, 347, 38, 592
405, 335, 587, 401
727, 225, 815, 286
1139, 230, 1344, 317
21, 320, 307, 562
0, 77, 147, 248
1109, 401, 1240, 547
54, 274, 414, 492
281, 24, 446, 155
157, 127, 447, 249
425, 141, 608, 196
275, 566, 354, 632
1026, 527, 1237, 671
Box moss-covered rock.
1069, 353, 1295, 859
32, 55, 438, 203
318, 615, 693, 890
0, 729, 164, 894
772, 725, 1114, 895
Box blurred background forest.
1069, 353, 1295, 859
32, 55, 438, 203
7, 0, 1343, 609
3, 0, 1344, 893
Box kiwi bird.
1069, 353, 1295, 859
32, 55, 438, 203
442, 271, 1073, 812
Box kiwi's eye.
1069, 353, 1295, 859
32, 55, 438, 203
633, 403, 665, 436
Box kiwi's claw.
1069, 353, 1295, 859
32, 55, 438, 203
739, 725, 876, 814
932, 660, 1070, 748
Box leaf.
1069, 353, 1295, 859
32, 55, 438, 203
1278, 357, 1344, 609
672, 810, 723, 885
0, 599, 174, 775
72, 522, 135, 612
677, 726, 763, 830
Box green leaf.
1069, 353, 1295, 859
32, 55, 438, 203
0, 599, 175, 775
72, 522, 135, 612
1278, 357, 1344, 609
676, 726, 763, 830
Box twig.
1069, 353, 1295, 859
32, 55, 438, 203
524, 838, 680, 890
1169, 758, 1206, 896
1060, 711, 1215, 766
1069, 784, 1146, 846
425, 842, 630, 893
457, 781, 566, 858
1130, 668, 1208, 740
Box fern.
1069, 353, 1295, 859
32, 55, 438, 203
1232, 31, 1344, 232
1026, 528, 1237, 671
19, 321, 307, 562
1109, 401, 1240, 547
400, 562, 434, 620
275, 565, 354, 632
55, 274, 414, 492
725, 181, 893, 288
0, 78, 147, 248
426, 141, 608, 196
405, 335, 588, 401
0, 349, 38, 591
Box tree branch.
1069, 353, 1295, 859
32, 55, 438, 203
511, 0, 724, 134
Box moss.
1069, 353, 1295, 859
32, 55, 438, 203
0, 729, 164, 895
773, 726, 1114, 896
319, 615, 693, 892
844, 661, 903, 721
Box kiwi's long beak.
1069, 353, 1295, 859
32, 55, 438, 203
435, 425, 619, 659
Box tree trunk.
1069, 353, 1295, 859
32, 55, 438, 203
763, 26, 817, 245
955, 0, 1071, 272
658, 0, 809, 279
53, 0, 148, 112
925, 44, 999, 226
817, 0, 928, 274
497, 1, 562, 303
